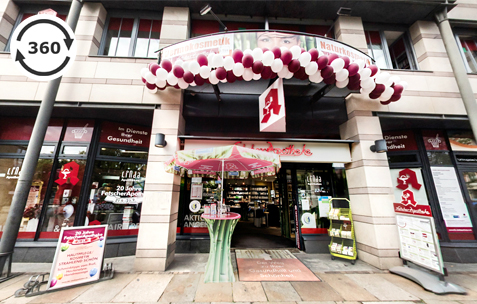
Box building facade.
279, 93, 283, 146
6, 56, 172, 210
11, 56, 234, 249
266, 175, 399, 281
1, 0, 477, 271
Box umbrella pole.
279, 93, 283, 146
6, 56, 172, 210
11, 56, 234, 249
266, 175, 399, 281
220, 159, 224, 215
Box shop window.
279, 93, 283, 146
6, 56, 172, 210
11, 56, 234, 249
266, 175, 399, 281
87, 161, 146, 234
365, 30, 417, 70
99, 147, 148, 160
0, 117, 63, 141
101, 17, 161, 58
388, 154, 419, 164
463, 171, 477, 201
61, 145, 88, 155
457, 36, 477, 73
427, 151, 453, 166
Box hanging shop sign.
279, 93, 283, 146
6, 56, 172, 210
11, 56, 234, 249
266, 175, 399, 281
48, 225, 108, 290
184, 139, 351, 163
259, 78, 286, 132
100, 121, 150, 148
383, 130, 418, 151
430, 167, 473, 235
447, 130, 477, 151
422, 130, 448, 151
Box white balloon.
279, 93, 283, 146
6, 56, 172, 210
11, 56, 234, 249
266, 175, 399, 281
182, 61, 190, 72
243, 68, 254, 81
243, 49, 253, 56
309, 71, 323, 83
318, 50, 324, 57
224, 56, 235, 71
389, 75, 401, 85
156, 68, 168, 81
384, 79, 394, 87
335, 69, 349, 82
360, 85, 374, 94
178, 77, 189, 89
220, 78, 228, 83
253, 73, 261, 80
145, 72, 156, 84
271, 59, 284, 73
209, 70, 219, 84
233, 62, 245, 77
63, 205, 74, 219
285, 71, 294, 79
336, 78, 349, 88
148, 87, 158, 94
155, 79, 167, 88
280, 46, 288, 53
380, 86, 394, 101
140, 67, 149, 78
359, 68, 372, 80
166, 73, 178, 86
299, 52, 311, 67
330, 58, 345, 73
360, 78, 375, 89
189, 61, 200, 75
212, 54, 224, 68
399, 80, 409, 90
305, 61, 318, 76
252, 48, 263, 61
376, 72, 391, 84
190, 81, 196, 86
262, 51, 275, 66
277, 66, 289, 78
355, 59, 365, 71
175, 59, 184, 67
199, 65, 211, 78
290, 45, 301, 59
207, 53, 214, 66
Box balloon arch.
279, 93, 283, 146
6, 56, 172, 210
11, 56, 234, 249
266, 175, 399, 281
140, 31, 407, 105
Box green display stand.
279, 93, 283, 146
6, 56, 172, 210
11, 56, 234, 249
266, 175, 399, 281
201, 212, 241, 283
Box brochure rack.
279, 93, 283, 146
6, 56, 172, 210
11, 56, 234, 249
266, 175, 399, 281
328, 198, 357, 264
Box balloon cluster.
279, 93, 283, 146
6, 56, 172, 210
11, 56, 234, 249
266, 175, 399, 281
141, 46, 408, 104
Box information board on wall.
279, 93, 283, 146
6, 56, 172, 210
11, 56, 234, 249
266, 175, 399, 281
430, 167, 473, 234
48, 225, 108, 290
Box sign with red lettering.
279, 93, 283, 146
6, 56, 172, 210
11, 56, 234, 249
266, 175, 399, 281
383, 130, 417, 151
259, 78, 285, 132
393, 203, 432, 217
100, 122, 150, 148
55, 161, 80, 186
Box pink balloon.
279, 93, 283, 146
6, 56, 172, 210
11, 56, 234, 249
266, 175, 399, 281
317, 56, 329, 70
309, 48, 319, 61
197, 54, 208, 66
252, 61, 264, 74
369, 65, 379, 76
328, 53, 339, 63
347, 63, 359, 77
281, 50, 293, 65
194, 74, 205, 86
348, 74, 360, 85
227, 71, 237, 83
183, 71, 194, 83
232, 49, 243, 63
215, 67, 227, 80
321, 66, 334, 78
341, 56, 350, 69
242, 54, 254, 68
161, 60, 172, 72
390, 94, 401, 102
323, 74, 336, 85
271, 47, 281, 59
371, 84, 386, 95
393, 84, 404, 95
261, 66, 272, 79
288, 59, 301, 73
146, 82, 156, 90
150, 63, 160, 75
173, 65, 184, 78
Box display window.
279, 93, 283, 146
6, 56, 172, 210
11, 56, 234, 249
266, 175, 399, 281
0, 118, 63, 141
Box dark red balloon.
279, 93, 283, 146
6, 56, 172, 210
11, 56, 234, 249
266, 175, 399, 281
232, 49, 243, 63
261, 48, 269, 53
308, 48, 319, 61
328, 53, 339, 63
150, 63, 160, 75
197, 54, 208, 66
194, 74, 205, 86
173, 65, 184, 78
368, 65, 379, 76
183, 71, 194, 83
161, 60, 172, 72
347, 82, 361, 91
141, 77, 147, 84
317, 56, 329, 70
271, 47, 281, 59
157, 86, 166, 91
347, 63, 359, 76
321, 66, 334, 78
323, 74, 336, 85
371, 83, 386, 94
389, 94, 402, 102
369, 92, 382, 99
252, 61, 264, 74
174, 84, 180, 89
341, 56, 350, 69
242, 54, 254, 68
348, 74, 361, 85
380, 100, 392, 105
226, 71, 237, 83
270, 72, 277, 79
393, 84, 404, 95
281, 50, 293, 65
288, 59, 301, 73
146, 82, 156, 90
215, 67, 227, 80
236, 76, 243, 81
294, 67, 306, 80
261, 66, 272, 79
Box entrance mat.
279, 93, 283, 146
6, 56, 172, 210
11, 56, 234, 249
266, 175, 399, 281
236, 249, 321, 282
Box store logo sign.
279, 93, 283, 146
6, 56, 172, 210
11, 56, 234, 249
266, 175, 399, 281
4, 166, 21, 179
306, 175, 322, 186
428, 134, 442, 148
71, 124, 89, 139
396, 168, 422, 190
259, 78, 285, 132
55, 161, 80, 185
401, 189, 417, 207
394, 203, 432, 217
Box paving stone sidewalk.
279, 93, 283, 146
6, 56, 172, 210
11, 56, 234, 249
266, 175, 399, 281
2, 253, 477, 304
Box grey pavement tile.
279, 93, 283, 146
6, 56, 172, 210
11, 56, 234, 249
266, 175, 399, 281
446, 274, 477, 293
194, 274, 233, 302
296, 302, 336, 304
212, 302, 250, 304
318, 273, 378, 302
362, 302, 418, 304
252, 302, 297, 304
111, 273, 173, 303
171, 302, 210, 304
159, 273, 201, 303
420, 301, 463, 304
26, 284, 93, 303
295, 253, 382, 273
233, 282, 267, 302
291, 281, 344, 301
377, 273, 477, 301
1, 295, 34, 304
346, 273, 420, 301
261, 282, 301, 302
71, 273, 138, 303
0, 275, 31, 301
456, 301, 477, 304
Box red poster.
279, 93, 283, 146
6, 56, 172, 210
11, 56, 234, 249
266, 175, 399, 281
383, 130, 417, 151
100, 122, 150, 148
422, 130, 448, 151
0, 118, 63, 141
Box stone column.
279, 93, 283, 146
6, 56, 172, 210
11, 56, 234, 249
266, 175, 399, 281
339, 109, 402, 270
135, 7, 189, 272
0, 0, 19, 51
75, 2, 107, 57
334, 16, 368, 54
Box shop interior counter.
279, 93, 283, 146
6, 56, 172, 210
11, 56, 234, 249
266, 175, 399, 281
201, 212, 241, 283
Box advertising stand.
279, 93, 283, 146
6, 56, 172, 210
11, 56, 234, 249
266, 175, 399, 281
327, 198, 357, 264
15, 225, 114, 297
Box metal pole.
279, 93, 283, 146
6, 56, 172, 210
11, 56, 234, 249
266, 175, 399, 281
435, 7, 477, 139
0, 0, 83, 267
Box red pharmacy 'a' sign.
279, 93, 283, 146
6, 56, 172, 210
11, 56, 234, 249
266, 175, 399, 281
259, 78, 286, 132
